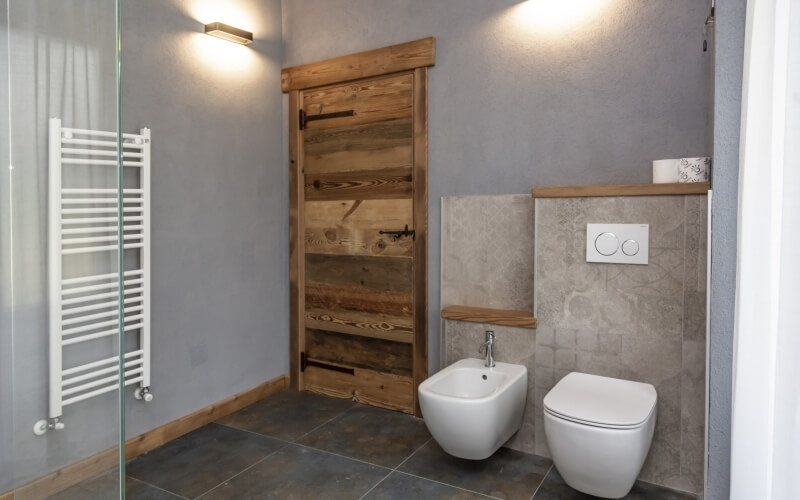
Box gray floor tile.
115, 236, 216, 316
533, 467, 698, 499
46, 471, 183, 500
41, 394, 701, 500
363, 471, 493, 500
126, 423, 284, 499
296, 405, 431, 468
217, 390, 355, 441
398, 440, 551, 500
198, 443, 389, 500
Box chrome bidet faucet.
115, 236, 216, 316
478, 330, 495, 368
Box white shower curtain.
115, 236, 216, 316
730, 0, 800, 498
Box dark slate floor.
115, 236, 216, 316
48, 390, 699, 500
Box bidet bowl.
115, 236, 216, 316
418, 358, 527, 459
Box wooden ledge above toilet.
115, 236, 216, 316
531, 182, 710, 198
441, 305, 537, 329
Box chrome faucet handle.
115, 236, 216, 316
478, 330, 495, 354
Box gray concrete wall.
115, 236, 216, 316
281, 0, 712, 377
709, 0, 747, 498
120, 0, 288, 441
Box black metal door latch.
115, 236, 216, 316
379, 224, 415, 240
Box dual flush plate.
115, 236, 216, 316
586, 224, 649, 265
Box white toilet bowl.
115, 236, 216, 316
543, 372, 657, 499
418, 358, 527, 460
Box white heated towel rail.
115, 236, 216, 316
37, 118, 152, 434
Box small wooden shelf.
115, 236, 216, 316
441, 305, 537, 329
531, 182, 710, 198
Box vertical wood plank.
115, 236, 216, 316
412, 67, 429, 416
289, 90, 305, 390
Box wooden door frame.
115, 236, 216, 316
282, 38, 435, 415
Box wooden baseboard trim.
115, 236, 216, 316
124, 374, 287, 459
1, 374, 287, 500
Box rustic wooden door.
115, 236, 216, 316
283, 39, 434, 415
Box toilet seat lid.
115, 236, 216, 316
543, 372, 657, 428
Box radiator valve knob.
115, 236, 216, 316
135, 387, 153, 402
33, 420, 48, 436
33, 418, 65, 436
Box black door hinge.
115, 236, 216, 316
299, 109, 355, 130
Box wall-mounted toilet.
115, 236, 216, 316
543, 372, 657, 499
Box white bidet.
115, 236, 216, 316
418, 358, 527, 460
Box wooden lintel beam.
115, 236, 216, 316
281, 37, 435, 92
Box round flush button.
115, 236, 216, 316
622, 239, 640, 256
595, 232, 619, 256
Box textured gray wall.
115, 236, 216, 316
709, 0, 747, 498
281, 0, 712, 376
120, 0, 288, 438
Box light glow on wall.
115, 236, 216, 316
509, 0, 617, 37
189, 31, 257, 76
186, 0, 259, 35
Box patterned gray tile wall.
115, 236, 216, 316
533, 195, 707, 495
441, 195, 535, 312
441, 193, 707, 496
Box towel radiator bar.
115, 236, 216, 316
35, 118, 153, 435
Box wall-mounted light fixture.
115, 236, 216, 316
204, 22, 253, 45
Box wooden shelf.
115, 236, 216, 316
441, 305, 537, 329
531, 182, 710, 198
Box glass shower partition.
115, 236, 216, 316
1, 1, 126, 498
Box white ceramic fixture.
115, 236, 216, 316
418, 358, 527, 460
543, 372, 657, 499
